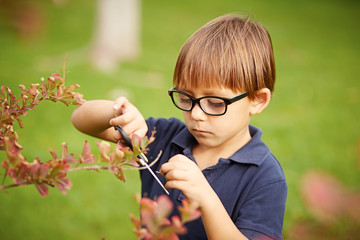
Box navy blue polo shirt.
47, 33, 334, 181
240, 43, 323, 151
142, 117, 287, 240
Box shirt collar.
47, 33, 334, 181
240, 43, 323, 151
228, 125, 270, 166
171, 127, 197, 150
171, 125, 270, 166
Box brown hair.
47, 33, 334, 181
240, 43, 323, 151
173, 14, 276, 100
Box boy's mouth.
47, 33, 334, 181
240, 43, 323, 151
193, 129, 211, 135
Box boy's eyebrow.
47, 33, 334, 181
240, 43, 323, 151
177, 86, 220, 93
176, 87, 235, 98
175, 87, 195, 95
176, 87, 191, 93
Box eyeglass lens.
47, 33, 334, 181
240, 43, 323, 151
172, 92, 226, 115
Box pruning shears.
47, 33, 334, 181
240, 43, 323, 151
114, 125, 169, 195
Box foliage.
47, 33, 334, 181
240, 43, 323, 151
0, 73, 157, 197
130, 194, 201, 240
287, 171, 360, 239
1, 73, 78, 195
0, 72, 84, 144
0, 72, 201, 240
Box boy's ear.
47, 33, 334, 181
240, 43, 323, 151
249, 88, 271, 116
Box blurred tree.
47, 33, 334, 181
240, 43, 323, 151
91, 0, 141, 71
0, 0, 141, 71
0, 0, 46, 42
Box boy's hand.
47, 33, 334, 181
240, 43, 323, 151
109, 97, 148, 142
160, 154, 215, 207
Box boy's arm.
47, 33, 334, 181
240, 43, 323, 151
160, 155, 248, 240
71, 97, 148, 142
200, 191, 249, 240
71, 100, 116, 141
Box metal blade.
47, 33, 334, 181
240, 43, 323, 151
114, 126, 169, 195
139, 157, 169, 195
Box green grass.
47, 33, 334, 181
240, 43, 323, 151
1, 0, 359, 239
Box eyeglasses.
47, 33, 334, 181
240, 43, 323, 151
168, 87, 248, 116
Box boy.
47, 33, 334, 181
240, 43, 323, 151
71, 14, 287, 240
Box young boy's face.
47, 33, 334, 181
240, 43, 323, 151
179, 86, 253, 152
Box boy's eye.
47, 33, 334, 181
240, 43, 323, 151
205, 98, 225, 108
177, 95, 192, 108
179, 97, 191, 104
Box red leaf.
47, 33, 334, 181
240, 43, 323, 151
110, 148, 125, 165
96, 141, 110, 162
79, 140, 95, 164
301, 171, 346, 223
29, 84, 40, 97
4, 137, 24, 165
110, 166, 126, 183
155, 195, 174, 222
71, 92, 85, 105
51, 73, 64, 85
301, 171, 360, 224
47, 77, 56, 91
40, 77, 47, 94
1, 160, 9, 170
130, 214, 141, 230
64, 84, 80, 92
51, 73, 61, 78
49, 148, 58, 160
130, 195, 199, 240
10, 163, 31, 184
170, 216, 187, 234
61, 142, 77, 163
53, 176, 72, 195
178, 199, 201, 224
30, 158, 51, 181
35, 182, 49, 197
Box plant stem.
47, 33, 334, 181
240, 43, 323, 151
67, 165, 110, 172
0, 181, 31, 191
1, 168, 7, 186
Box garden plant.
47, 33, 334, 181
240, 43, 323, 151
0, 72, 200, 240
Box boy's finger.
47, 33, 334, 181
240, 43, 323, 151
132, 128, 148, 139
113, 97, 130, 115
163, 169, 188, 181
159, 162, 172, 175
113, 130, 121, 140
113, 96, 128, 108
109, 111, 134, 127
164, 179, 186, 191
160, 161, 184, 175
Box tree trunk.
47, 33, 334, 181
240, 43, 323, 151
91, 0, 141, 71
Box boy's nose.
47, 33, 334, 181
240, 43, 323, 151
190, 103, 207, 120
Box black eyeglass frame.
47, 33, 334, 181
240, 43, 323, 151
168, 87, 249, 116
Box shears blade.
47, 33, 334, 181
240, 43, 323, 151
114, 126, 169, 195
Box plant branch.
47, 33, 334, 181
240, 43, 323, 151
67, 165, 113, 172
0, 181, 32, 191
1, 169, 7, 186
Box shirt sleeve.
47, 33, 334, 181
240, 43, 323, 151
236, 179, 287, 240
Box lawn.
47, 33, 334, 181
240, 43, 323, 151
0, 0, 359, 239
